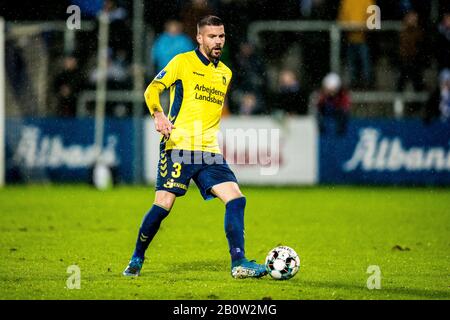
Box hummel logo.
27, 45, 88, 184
140, 233, 149, 242
193, 71, 205, 77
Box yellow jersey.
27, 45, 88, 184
149, 48, 232, 154
338, 0, 375, 43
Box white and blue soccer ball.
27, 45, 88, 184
265, 246, 300, 280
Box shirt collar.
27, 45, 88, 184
195, 47, 219, 68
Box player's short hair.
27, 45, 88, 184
197, 15, 224, 33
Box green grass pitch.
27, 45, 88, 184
0, 185, 449, 300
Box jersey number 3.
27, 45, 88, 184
172, 163, 182, 178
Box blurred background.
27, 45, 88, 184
1, 0, 450, 187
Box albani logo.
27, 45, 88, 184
344, 128, 450, 172
12, 126, 119, 169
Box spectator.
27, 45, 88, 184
234, 42, 265, 93
424, 69, 450, 124
238, 92, 260, 115
338, 0, 374, 88
272, 69, 307, 115
436, 13, 450, 72
101, 0, 127, 23
180, 0, 213, 42
300, 0, 339, 20
5, 41, 37, 116
53, 55, 83, 117
397, 11, 425, 92
71, 0, 103, 18
89, 49, 130, 90
316, 73, 351, 135
100, 0, 132, 59
87, 49, 132, 117
152, 20, 195, 72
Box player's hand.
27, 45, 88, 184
153, 111, 175, 138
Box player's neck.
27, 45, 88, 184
198, 46, 211, 62
197, 46, 219, 67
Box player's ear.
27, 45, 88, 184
196, 33, 202, 45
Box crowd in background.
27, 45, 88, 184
2, 0, 450, 127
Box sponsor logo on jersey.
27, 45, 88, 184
163, 179, 188, 190
193, 84, 225, 106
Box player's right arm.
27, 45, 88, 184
144, 55, 182, 138
144, 82, 174, 138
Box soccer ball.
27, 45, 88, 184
265, 246, 300, 280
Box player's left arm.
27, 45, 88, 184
222, 76, 232, 115
224, 69, 233, 99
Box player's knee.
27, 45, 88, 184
154, 191, 176, 211
225, 189, 245, 205
154, 199, 173, 212
222, 184, 244, 204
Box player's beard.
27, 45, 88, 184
205, 45, 222, 61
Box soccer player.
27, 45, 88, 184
123, 16, 267, 278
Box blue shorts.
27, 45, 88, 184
155, 149, 238, 200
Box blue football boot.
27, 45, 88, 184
231, 258, 267, 279
123, 256, 144, 276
